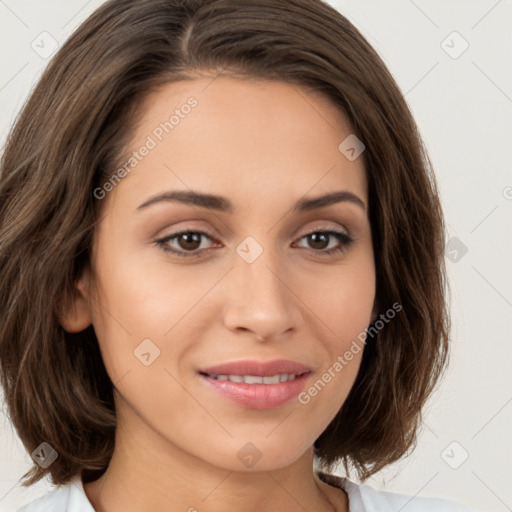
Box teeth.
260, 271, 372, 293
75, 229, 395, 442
245, 375, 263, 384
207, 373, 299, 384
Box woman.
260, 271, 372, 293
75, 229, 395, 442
0, 0, 472, 510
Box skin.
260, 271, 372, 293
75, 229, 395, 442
61, 75, 377, 512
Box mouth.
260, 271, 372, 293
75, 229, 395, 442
198, 359, 312, 409
200, 372, 304, 384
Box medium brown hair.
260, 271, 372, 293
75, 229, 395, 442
0, 0, 449, 486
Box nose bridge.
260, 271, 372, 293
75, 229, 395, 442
223, 234, 300, 339
237, 235, 287, 304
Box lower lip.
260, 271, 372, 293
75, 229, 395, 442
200, 373, 310, 409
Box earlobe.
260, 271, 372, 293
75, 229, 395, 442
59, 275, 93, 333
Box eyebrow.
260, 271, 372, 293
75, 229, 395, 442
135, 190, 366, 213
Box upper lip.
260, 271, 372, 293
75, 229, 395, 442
199, 359, 311, 377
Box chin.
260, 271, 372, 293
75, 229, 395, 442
202, 435, 312, 473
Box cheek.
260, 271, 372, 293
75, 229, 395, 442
303, 255, 375, 339
293, 333, 365, 454
91, 246, 199, 332
296, 257, 374, 421
88, 248, 217, 388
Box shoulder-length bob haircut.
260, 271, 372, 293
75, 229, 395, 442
0, 0, 449, 487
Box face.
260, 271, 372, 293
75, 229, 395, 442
69, 76, 376, 472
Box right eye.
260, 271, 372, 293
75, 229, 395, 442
155, 230, 220, 258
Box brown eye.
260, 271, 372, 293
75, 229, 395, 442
306, 232, 330, 250
175, 232, 202, 251
156, 230, 217, 257
155, 228, 354, 259
295, 230, 354, 255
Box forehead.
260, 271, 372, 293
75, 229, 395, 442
102, 76, 367, 215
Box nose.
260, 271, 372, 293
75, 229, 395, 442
222, 246, 303, 342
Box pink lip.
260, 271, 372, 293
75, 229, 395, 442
198, 359, 311, 409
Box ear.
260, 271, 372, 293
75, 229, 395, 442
59, 273, 93, 333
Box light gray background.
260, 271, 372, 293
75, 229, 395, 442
0, 1, 511, 511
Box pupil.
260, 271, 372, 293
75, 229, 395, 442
309, 233, 328, 250
180, 232, 200, 250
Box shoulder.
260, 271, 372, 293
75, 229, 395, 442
14, 475, 94, 512
14, 486, 71, 512
317, 472, 474, 512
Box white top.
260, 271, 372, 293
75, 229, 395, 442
14, 472, 473, 512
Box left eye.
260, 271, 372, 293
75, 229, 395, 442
294, 230, 354, 254
155, 229, 354, 258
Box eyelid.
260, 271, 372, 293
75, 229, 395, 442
154, 224, 355, 259
155, 222, 351, 245
154, 227, 219, 259
299, 224, 351, 238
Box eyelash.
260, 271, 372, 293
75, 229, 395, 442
154, 228, 354, 259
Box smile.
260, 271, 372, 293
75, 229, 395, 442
203, 373, 301, 384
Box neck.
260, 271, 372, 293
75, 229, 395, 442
82, 406, 347, 512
